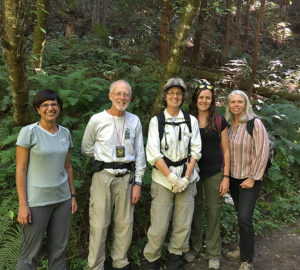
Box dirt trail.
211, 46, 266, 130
183, 219, 300, 270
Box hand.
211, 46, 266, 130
240, 178, 255, 189
172, 177, 189, 193
166, 173, 179, 186
17, 205, 31, 225
71, 197, 78, 214
219, 178, 229, 196
131, 185, 141, 204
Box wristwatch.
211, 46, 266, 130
134, 181, 142, 186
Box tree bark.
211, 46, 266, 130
243, 0, 251, 50
32, 0, 50, 71
152, 0, 201, 116
91, 0, 100, 27
2, 0, 29, 125
234, 0, 242, 46
192, 0, 208, 66
248, 0, 265, 94
159, 0, 172, 63
222, 0, 232, 65
101, 0, 108, 26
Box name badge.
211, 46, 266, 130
116, 146, 125, 157
125, 128, 130, 139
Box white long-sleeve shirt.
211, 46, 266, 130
81, 110, 146, 183
146, 109, 202, 190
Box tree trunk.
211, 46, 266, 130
32, 0, 50, 72
2, 0, 29, 125
159, 0, 172, 63
243, 0, 251, 50
222, 0, 232, 65
192, 0, 208, 66
101, 0, 108, 26
234, 0, 242, 46
91, 0, 100, 27
152, 0, 201, 116
248, 0, 265, 94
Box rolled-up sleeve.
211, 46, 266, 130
134, 119, 146, 183
81, 116, 96, 157
190, 116, 202, 161
250, 119, 269, 180
146, 117, 164, 166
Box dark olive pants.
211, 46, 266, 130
16, 199, 71, 270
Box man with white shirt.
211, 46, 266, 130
81, 80, 146, 270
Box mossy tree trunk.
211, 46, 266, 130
32, 0, 50, 71
2, 0, 29, 125
221, 0, 232, 65
152, 0, 200, 116
159, 0, 173, 63
192, 0, 208, 66
248, 0, 265, 94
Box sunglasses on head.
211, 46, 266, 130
197, 84, 214, 91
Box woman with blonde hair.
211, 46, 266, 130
225, 90, 269, 270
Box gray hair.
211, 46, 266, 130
225, 90, 256, 124
109, 80, 132, 96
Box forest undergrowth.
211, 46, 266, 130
0, 34, 299, 269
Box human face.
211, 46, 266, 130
165, 87, 183, 109
109, 82, 131, 113
229, 94, 246, 119
197, 89, 213, 113
36, 99, 60, 122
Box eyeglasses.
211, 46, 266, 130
167, 91, 183, 97
197, 84, 214, 91
112, 92, 131, 98
40, 103, 59, 109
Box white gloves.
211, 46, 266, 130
167, 173, 190, 193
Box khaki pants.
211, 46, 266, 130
189, 171, 223, 259
143, 180, 197, 262
88, 170, 134, 270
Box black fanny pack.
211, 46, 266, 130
91, 160, 135, 175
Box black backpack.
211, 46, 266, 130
246, 117, 275, 172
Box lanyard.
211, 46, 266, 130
112, 113, 126, 146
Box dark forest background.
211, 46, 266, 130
0, 0, 299, 269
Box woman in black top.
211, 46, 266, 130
185, 83, 230, 270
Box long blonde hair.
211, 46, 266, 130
225, 90, 256, 124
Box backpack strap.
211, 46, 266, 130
216, 114, 222, 139
216, 114, 224, 167
246, 117, 258, 138
182, 111, 191, 162
156, 112, 165, 149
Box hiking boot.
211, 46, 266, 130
145, 260, 159, 270
208, 259, 220, 269
183, 252, 197, 263
112, 264, 130, 270
239, 262, 254, 270
227, 246, 240, 260
167, 254, 183, 270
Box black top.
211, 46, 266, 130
198, 115, 228, 179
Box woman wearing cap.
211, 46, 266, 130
16, 89, 77, 270
184, 83, 230, 269
225, 90, 269, 270
143, 78, 202, 270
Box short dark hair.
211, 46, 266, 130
33, 89, 63, 112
